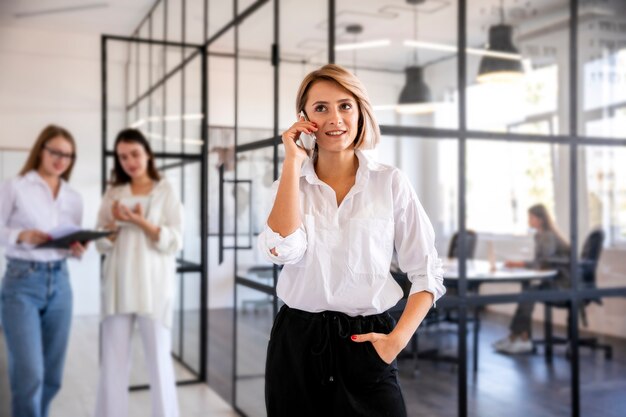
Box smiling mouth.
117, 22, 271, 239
325, 130, 346, 137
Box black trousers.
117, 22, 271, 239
265, 305, 407, 417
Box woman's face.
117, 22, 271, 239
116, 141, 149, 180
304, 80, 360, 154
39, 136, 74, 178
528, 213, 542, 230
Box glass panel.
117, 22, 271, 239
579, 0, 626, 139
235, 147, 278, 287
467, 302, 571, 417
167, 0, 183, 44
579, 295, 626, 417
181, 272, 202, 374
579, 145, 626, 289
467, 0, 568, 135
237, 0, 273, 147
106, 40, 132, 151
336, 0, 458, 129
235, 286, 274, 417
466, 141, 571, 296
208, 0, 234, 41
207, 26, 237, 402
279, 0, 328, 130
186, 0, 205, 46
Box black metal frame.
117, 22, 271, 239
106, 0, 626, 416
227, 1, 626, 417
100, 32, 208, 389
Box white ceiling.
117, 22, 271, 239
0, 0, 155, 35
0, 0, 621, 71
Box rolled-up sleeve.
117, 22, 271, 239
258, 224, 307, 265
257, 179, 308, 265
392, 171, 446, 306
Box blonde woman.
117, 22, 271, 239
0, 125, 85, 417
94, 129, 183, 417
259, 64, 446, 417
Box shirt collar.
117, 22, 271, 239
24, 170, 68, 196
300, 149, 386, 185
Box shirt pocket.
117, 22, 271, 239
348, 218, 394, 276
291, 214, 315, 268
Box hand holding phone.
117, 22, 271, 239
298, 111, 317, 151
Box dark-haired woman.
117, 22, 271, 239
94, 129, 183, 417
493, 203, 570, 354
0, 125, 85, 417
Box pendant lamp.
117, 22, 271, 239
476, 0, 524, 83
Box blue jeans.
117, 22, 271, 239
0, 258, 73, 417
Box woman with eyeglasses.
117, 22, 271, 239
259, 65, 446, 417
93, 128, 183, 417
0, 125, 85, 417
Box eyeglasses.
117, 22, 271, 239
44, 146, 75, 161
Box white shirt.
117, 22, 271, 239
258, 150, 446, 317
0, 171, 83, 262
95, 179, 183, 329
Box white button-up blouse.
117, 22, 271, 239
95, 179, 183, 329
258, 150, 446, 317
0, 171, 83, 262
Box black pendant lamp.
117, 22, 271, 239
476, 1, 524, 83
397, 66, 434, 114
396, 0, 435, 114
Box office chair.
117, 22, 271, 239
444, 230, 481, 371
534, 229, 613, 362
447, 230, 478, 260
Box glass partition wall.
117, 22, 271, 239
101, 0, 208, 390
104, 0, 626, 416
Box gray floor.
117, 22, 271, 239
0, 316, 236, 417
3, 309, 625, 417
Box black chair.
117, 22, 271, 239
447, 230, 478, 260
534, 229, 613, 362
443, 230, 482, 371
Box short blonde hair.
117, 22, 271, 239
295, 64, 380, 150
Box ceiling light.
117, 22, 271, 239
397, 66, 436, 115
403, 40, 522, 61
334, 39, 391, 51
476, 1, 524, 84
476, 24, 524, 83
396, 0, 436, 115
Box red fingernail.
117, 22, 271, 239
351, 335, 357, 341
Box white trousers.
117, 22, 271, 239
94, 314, 179, 417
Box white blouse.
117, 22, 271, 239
0, 171, 83, 262
95, 179, 183, 329
258, 150, 446, 317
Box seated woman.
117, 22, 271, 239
494, 203, 570, 354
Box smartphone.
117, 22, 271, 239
298, 111, 316, 151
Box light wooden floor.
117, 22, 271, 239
0, 316, 237, 417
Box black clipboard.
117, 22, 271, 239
36, 230, 113, 249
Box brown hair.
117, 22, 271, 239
528, 203, 569, 249
111, 128, 161, 186
295, 64, 380, 152
19, 125, 77, 181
